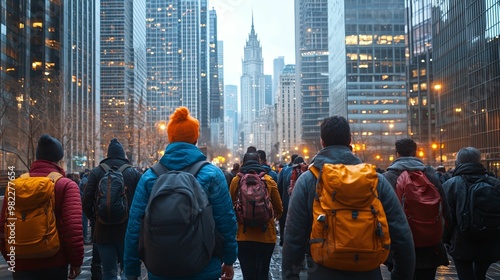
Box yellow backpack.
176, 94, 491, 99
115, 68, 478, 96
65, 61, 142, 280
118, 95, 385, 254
4, 172, 62, 259
309, 163, 390, 271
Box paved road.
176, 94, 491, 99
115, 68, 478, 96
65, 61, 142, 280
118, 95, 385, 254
2, 242, 500, 279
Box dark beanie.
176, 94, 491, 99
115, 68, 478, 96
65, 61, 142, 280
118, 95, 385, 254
36, 134, 64, 163
257, 150, 267, 161
107, 138, 126, 159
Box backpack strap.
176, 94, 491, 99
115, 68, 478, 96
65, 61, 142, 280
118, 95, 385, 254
19, 172, 63, 183
184, 161, 209, 177
100, 163, 111, 172
117, 164, 132, 173
47, 172, 63, 183
151, 161, 208, 178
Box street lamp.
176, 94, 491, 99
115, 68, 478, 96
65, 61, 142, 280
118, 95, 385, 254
434, 84, 443, 165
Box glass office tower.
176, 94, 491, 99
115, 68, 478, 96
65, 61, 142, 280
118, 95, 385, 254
432, 0, 500, 174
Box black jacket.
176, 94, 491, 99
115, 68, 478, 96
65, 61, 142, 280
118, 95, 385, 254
442, 162, 500, 261
82, 157, 142, 244
384, 157, 451, 269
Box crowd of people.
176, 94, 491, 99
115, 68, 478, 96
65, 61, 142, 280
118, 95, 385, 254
1, 108, 499, 280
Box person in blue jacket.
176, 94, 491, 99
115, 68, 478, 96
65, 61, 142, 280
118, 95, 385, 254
124, 106, 238, 280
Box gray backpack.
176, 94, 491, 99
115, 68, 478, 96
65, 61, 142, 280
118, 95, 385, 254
139, 161, 217, 277
95, 163, 130, 225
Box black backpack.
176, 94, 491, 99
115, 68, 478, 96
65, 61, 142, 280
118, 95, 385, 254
95, 163, 131, 225
139, 161, 218, 277
459, 175, 500, 239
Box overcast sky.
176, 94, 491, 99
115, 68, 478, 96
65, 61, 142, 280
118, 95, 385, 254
213, 0, 295, 87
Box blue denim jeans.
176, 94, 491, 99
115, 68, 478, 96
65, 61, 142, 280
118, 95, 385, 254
96, 243, 124, 280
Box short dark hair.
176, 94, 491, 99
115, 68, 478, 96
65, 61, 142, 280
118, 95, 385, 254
291, 154, 299, 164
246, 146, 257, 153
456, 147, 481, 165
320, 116, 351, 147
395, 138, 417, 157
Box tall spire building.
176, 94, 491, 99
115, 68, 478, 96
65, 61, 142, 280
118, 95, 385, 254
240, 17, 266, 149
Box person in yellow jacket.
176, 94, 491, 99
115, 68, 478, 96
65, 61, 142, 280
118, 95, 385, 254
230, 152, 283, 279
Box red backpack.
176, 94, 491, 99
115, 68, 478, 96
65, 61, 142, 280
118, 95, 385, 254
396, 170, 443, 247
234, 171, 274, 231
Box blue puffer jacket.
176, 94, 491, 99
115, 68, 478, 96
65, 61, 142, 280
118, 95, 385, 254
124, 142, 238, 280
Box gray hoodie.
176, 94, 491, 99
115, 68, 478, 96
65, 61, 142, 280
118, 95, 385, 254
282, 145, 415, 280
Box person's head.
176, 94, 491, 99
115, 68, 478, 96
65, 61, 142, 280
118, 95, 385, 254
291, 154, 299, 164
36, 134, 64, 163
107, 138, 126, 159
242, 152, 260, 165
246, 146, 257, 153
292, 156, 305, 167
320, 116, 351, 147
167, 106, 200, 144
257, 150, 267, 163
455, 147, 481, 166
395, 138, 417, 157
436, 166, 446, 172
231, 163, 240, 172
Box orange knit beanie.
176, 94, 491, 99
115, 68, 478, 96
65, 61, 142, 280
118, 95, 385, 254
167, 106, 200, 143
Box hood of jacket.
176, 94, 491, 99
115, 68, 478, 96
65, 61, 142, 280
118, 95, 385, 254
311, 145, 362, 169
240, 160, 266, 174
29, 160, 67, 176
452, 162, 487, 177
160, 142, 206, 170
386, 157, 426, 172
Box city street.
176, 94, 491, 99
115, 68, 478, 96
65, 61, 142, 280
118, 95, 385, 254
1, 242, 500, 279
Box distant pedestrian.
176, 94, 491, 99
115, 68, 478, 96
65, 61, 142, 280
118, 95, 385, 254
384, 138, 450, 279
230, 162, 240, 177
442, 147, 500, 280
257, 149, 278, 183
277, 154, 298, 246
230, 152, 283, 279
82, 138, 142, 280
282, 116, 415, 279
79, 169, 91, 243
0, 134, 84, 279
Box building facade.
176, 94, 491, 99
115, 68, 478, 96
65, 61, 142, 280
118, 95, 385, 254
100, 0, 146, 164
432, 0, 500, 174
0, 0, 100, 172
295, 0, 330, 154
224, 84, 238, 151
329, 0, 407, 169
209, 8, 222, 147
276, 64, 301, 163
406, 0, 435, 166
273, 56, 285, 105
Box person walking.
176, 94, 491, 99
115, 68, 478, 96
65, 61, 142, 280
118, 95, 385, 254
282, 116, 415, 279
79, 169, 91, 243
230, 152, 283, 279
442, 147, 500, 280
124, 106, 238, 280
257, 149, 278, 183
0, 134, 84, 279
383, 138, 451, 279
82, 138, 142, 280
276, 154, 298, 246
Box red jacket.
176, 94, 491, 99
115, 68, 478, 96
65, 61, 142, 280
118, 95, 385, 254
0, 160, 84, 270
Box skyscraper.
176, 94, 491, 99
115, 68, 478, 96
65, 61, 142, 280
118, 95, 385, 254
224, 85, 238, 151
277, 64, 300, 163
240, 17, 266, 149
328, 0, 407, 168
273, 56, 285, 104
406, 0, 435, 165
209, 8, 222, 147
264, 74, 273, 105
145, 1, 210, 148
0, 0, 100, 171
100, 0, 146, 164
295, 0, 330, 153
432, 0, 500, 172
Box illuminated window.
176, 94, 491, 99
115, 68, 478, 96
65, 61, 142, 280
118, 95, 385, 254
33, 22, 43, 28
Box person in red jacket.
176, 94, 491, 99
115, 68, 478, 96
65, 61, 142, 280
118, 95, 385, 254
0, 134, 84, 279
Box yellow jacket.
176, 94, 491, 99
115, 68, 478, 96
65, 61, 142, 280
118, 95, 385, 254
229, 174, 283, 243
